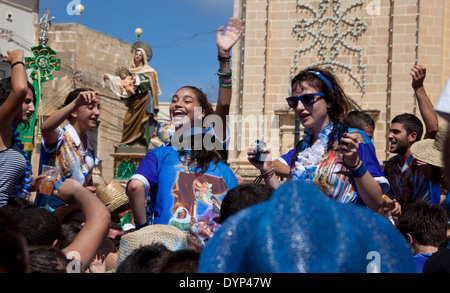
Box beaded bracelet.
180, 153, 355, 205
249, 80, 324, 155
218, 55, 231, 62
217, 69, 232, 76
219, 77, 232, 87
219, 77, 232, 84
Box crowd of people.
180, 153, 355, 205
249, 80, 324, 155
1, 17, 450, 274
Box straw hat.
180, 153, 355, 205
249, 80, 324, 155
114, 224, 188, 269
96, 180, 129, 215
411, 123, 449, 168
53, 203, 81, 224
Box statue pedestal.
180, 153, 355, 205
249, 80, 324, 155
111, 145, 148, 182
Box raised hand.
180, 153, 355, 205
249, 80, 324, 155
410, 64, 426, 91
247, 142, 273, 173
74, 90, 101, 107
337, 132, 361, 169
88, 250, 106, 273
233, 165, 244, 185
216, 17, 244, 56
1, 50, 24, 64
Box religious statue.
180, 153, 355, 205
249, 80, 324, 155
103, 45, 161, 149
38, 9, 55, 46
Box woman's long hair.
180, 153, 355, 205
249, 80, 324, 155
176, 86, 223, 174
291, 67, 351, 149
0, 77, 37, 129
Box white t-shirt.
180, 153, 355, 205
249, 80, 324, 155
435, 77, 450, 122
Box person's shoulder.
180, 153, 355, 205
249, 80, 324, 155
216, 160, 234, 171
214, 162, 239, 186
424, 248, 450, 273
385, 155, 398, 164
280, 147, 296, 160
147, 145, 181, 164
385, 155, 398, 166
383, 155, 399, 172
149, 145, 173, 155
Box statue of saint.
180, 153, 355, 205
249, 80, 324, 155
103, 47, 161, 149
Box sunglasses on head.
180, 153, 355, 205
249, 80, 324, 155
286, 92, 325, 108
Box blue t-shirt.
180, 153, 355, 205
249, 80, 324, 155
277, 128, 389, 206
414, 253, 432, 273
129, 145, 238, 242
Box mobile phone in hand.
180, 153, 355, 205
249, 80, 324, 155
337, 122, 348, 145
254, 140, 267, 163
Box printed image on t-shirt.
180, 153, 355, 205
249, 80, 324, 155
130, 145, 238, 244
170, 171, 228, 242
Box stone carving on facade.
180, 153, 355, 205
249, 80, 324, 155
291, 0, 367, 94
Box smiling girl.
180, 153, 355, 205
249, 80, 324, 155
126, 18, 244, 242
36, 88, 101, 210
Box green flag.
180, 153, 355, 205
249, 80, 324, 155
20, 44, 60, 153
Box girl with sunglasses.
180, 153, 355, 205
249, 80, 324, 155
248, 68, 388, 212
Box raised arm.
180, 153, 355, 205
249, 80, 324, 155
214, 17, 244, 140
41, 90, 100, 146
126, 178, 148, 228
54, 179, 110, 271
411, 64, 439, 139
0, 50, 28, 127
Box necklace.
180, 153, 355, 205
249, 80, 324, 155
292, 121, 334, 181
12, 125, 33, 198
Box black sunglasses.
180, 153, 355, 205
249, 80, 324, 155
286, 93, 325, 108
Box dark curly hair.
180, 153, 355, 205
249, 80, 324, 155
291, 67, 350, 122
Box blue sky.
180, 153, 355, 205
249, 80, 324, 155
39, 0, 234, 103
